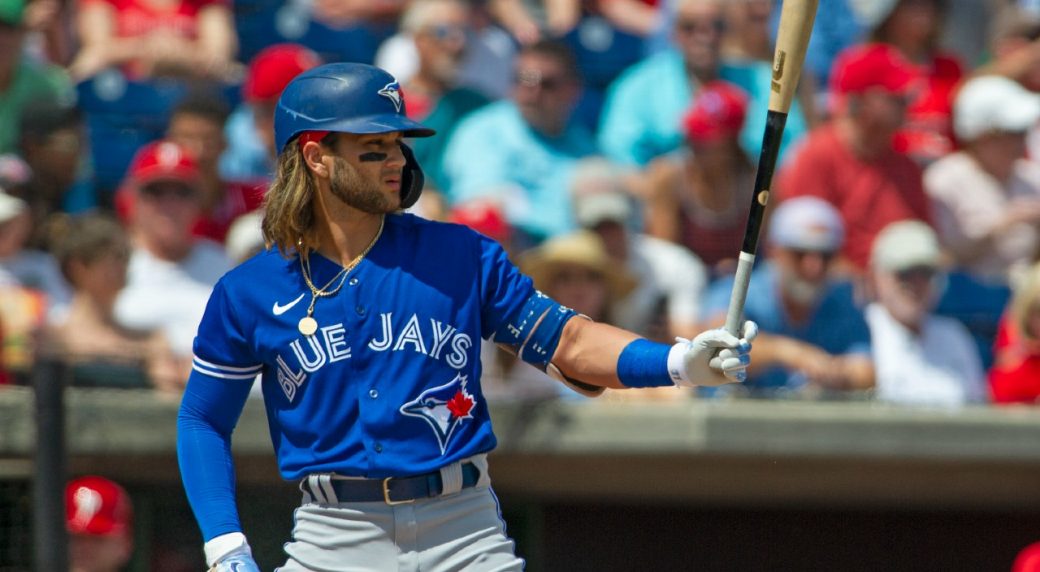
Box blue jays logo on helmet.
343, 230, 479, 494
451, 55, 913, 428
378, 82, 403, 113
400, 374, 477, 455
273, 62, 434, 153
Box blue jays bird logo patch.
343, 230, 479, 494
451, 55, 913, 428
378, 82, 403, 113
400, 374, 476, 455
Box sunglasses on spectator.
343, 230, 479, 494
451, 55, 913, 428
515, 70, 568, 91
424, 24, 467, 42
895, 266, 937, 282
140, 182, 198, 200
675, 17, 727, 35
788, 248, 836, 263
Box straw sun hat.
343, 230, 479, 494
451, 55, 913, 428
519, 230, 638, 299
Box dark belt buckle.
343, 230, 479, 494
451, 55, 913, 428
382, 477, 415, 506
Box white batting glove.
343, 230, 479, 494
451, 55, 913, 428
206, 533, 259, 572
668, 321, 758, 387
212, 553, 260, 572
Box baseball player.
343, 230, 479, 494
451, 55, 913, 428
177, 62, 758, 571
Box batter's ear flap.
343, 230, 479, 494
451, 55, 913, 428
399, 142, 425, 209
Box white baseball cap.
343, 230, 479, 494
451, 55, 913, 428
768, 197, 845, 252
871, 220, 941, 272
574, 191, 632, 228
0, 191, 27, 225
954, 75, 1040, 141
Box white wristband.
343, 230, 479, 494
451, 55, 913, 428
666, 341, 690, 385
204, 532, 251, 567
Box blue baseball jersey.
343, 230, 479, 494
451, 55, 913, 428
190, 213, 533, 480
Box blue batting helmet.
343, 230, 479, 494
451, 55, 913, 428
273, 62, 435, 153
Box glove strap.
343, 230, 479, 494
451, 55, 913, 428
666, 341, 691, 385
616, 339, 674, 388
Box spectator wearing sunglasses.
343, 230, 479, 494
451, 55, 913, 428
865, 220, 986, 407
597, 0, 807, 168
396, 0, 490, 196
441, 40, 596, 245
924, 75, 1040, 286
701, 197, 874, 399
776, 43, 933, 274
113, 140, 232, 366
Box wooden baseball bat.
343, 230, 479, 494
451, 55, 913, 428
724, 0, 819, 337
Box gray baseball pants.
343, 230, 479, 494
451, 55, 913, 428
276, 455, 524, 572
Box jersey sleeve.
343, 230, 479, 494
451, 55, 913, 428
475, 234, 535, 341
178, 279, 260, 542
192, 279, 262, 379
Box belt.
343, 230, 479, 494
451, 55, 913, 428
302, 462, 481, 506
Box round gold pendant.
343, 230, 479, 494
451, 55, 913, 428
298, 316, 318, 336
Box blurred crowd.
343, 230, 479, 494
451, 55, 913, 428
4, 0, 1040, 409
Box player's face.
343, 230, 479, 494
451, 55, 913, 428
325, 132, 407, 214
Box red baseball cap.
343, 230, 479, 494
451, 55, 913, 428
243, 43, 322, 103
683, 81, 749, 144
124, 140, 200, 189
65, 476, 132, 537
449, 199, 512, 245
830, 43, 919, 96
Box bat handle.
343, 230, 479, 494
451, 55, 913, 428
724, 251, 756, 337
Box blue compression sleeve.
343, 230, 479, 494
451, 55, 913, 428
177, 370, 254, 541
492, 291, 577, 368
616, 339, 674, 388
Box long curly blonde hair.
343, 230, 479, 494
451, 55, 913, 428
262, 145, 319, 257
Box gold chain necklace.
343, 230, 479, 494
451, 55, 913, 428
297, 216, 385, 336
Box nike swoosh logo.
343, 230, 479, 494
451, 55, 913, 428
272, 293, 306, 316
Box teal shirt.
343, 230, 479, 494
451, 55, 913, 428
441, 100, 598, 241
410, 87, 489, 194
597, 50, 808, 167
0, 59, 71, 155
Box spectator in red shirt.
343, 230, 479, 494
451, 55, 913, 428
70, 0, 236, 81
989, 262, 1040, 405
165, 93, 264, 243
776, 43, 932, 274
860, 0, 964, 165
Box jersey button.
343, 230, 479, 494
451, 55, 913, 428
374, 442, 383, 453
356, 305, 366, 316
349, 277, 359, 286
369, 389, 378, 399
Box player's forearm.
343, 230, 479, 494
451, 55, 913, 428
552, 318, 643, 389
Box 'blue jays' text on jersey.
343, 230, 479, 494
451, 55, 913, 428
190, 213, 534, 480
